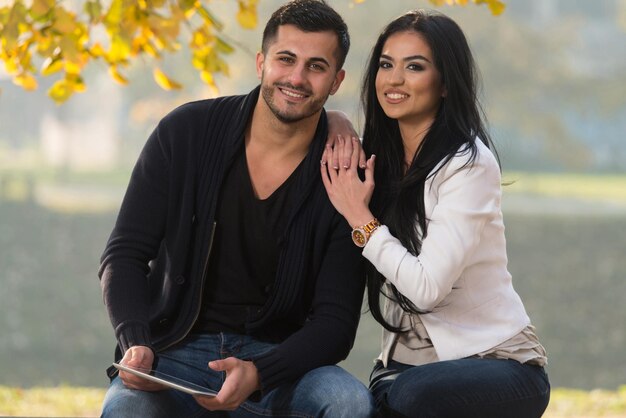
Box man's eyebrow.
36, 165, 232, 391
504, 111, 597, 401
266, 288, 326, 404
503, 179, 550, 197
276, 50, 331, 67
380, 53, 431, 64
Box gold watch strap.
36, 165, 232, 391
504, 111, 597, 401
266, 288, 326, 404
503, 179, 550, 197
358, 218, 380, 235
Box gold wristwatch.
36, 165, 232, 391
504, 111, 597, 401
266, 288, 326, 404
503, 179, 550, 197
351, 218, 380, 248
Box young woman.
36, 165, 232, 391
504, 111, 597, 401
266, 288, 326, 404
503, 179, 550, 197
321, 9, 550, 418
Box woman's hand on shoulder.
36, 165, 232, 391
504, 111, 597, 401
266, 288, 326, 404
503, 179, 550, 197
321, 136, 376, 228
324, 110, 366, 169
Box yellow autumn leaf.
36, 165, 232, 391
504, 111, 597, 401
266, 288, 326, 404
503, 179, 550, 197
149, 0, 167, 8
41, 55, 63, 76
104, 0, 123, 29
190, 26, 214, 49
216, 56, 229, 76
108, 34, 132, 62
236, 7, 257, 29
3, 56, 19, 75
191, 48, 210, 70
153, 67, 182, 90
64, 59, 82, 75
89, 43, 106, 58
148, 14, 180, 40
84, 0, 103, 23
14, 73, 38, 90
197, 5, 223, 31
53, 7, 78, 34
178, 0, 197, 13
59, 35, 82, 65
216, 37, 234, 54
486, 0, 506, 15
31, 0, 54, 19
200, 70, 214, 86
2, 3, 23, 51
69, 75, 86, 92
109, 66, 128, 85
143, 41, 160, 58
47, 79, 73, 103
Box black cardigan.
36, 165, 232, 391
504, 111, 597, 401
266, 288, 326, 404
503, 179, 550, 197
99, 86, 366, 392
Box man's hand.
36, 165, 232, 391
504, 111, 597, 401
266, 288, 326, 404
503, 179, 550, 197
118, 345, 167, 392
325, 110, 366, 169
194, 357, 261, 411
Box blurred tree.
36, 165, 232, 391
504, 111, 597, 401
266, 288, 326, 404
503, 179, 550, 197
0, 0, 504, 104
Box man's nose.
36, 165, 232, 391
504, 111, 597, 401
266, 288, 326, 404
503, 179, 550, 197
288, 64, 307, 86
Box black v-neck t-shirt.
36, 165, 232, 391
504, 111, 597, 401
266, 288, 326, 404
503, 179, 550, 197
194, 147, 301, 334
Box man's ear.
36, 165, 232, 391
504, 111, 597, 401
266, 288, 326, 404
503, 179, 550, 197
256, 52, 265, 79
329, 69, 346, 96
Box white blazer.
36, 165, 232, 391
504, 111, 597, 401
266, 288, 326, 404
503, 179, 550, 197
363, 140, 530, 366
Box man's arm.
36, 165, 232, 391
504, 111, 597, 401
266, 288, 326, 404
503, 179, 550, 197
99, 122, 171, 354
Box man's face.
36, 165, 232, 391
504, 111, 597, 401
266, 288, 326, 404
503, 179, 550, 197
257, 24, 346, 124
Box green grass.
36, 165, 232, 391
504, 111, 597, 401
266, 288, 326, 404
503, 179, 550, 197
503, 171, 626, 202
1, 386, 625, 417
0, 386, 106, 417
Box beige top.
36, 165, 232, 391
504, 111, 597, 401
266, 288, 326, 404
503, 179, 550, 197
390, 312, 547, 366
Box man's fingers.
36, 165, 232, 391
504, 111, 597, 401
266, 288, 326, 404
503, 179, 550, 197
331, 135, 343, 169
364, 154, 376, 184
321, 150, 333, 190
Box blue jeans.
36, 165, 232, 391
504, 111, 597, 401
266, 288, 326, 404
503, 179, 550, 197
370, 358, 550, 418
101, 333, 375, 417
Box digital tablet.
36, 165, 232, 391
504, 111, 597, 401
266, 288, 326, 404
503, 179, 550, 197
113, 362, 217, 397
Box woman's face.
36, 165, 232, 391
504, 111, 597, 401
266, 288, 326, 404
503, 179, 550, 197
375, 31, 446, 126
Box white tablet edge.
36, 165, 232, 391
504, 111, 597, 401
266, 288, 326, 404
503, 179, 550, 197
112, 362, 217, 397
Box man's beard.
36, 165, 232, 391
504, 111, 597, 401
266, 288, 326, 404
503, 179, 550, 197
261, 82, 326, 123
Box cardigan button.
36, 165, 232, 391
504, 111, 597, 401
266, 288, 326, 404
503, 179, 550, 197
175, 275, 186, 285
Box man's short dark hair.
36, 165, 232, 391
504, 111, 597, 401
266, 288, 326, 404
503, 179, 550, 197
262, 0, 350, 70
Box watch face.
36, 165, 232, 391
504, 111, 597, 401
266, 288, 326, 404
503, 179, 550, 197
351, 229, 367, 247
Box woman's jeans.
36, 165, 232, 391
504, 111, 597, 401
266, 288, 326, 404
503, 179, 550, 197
101, 333, 374, 418
370, 358, 550, 418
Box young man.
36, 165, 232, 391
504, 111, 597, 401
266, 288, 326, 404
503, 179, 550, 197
99, 1, 374, 416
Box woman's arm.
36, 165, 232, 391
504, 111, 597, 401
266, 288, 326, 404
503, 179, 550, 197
363, 149, 502, 310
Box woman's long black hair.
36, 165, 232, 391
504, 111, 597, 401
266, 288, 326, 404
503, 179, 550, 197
362, 9, 497, 332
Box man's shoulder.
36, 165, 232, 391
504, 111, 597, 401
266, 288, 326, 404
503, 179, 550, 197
160, 93, 249, 127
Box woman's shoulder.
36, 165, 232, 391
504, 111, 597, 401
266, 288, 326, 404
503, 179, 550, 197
429, 139, 500, 188
447, 139, 500, 174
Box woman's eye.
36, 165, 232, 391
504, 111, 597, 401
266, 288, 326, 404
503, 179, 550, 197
407, 63, 424, 71
378, 61, 392, 69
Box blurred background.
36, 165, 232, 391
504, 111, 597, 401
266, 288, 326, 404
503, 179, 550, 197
1, 0, 625, 392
